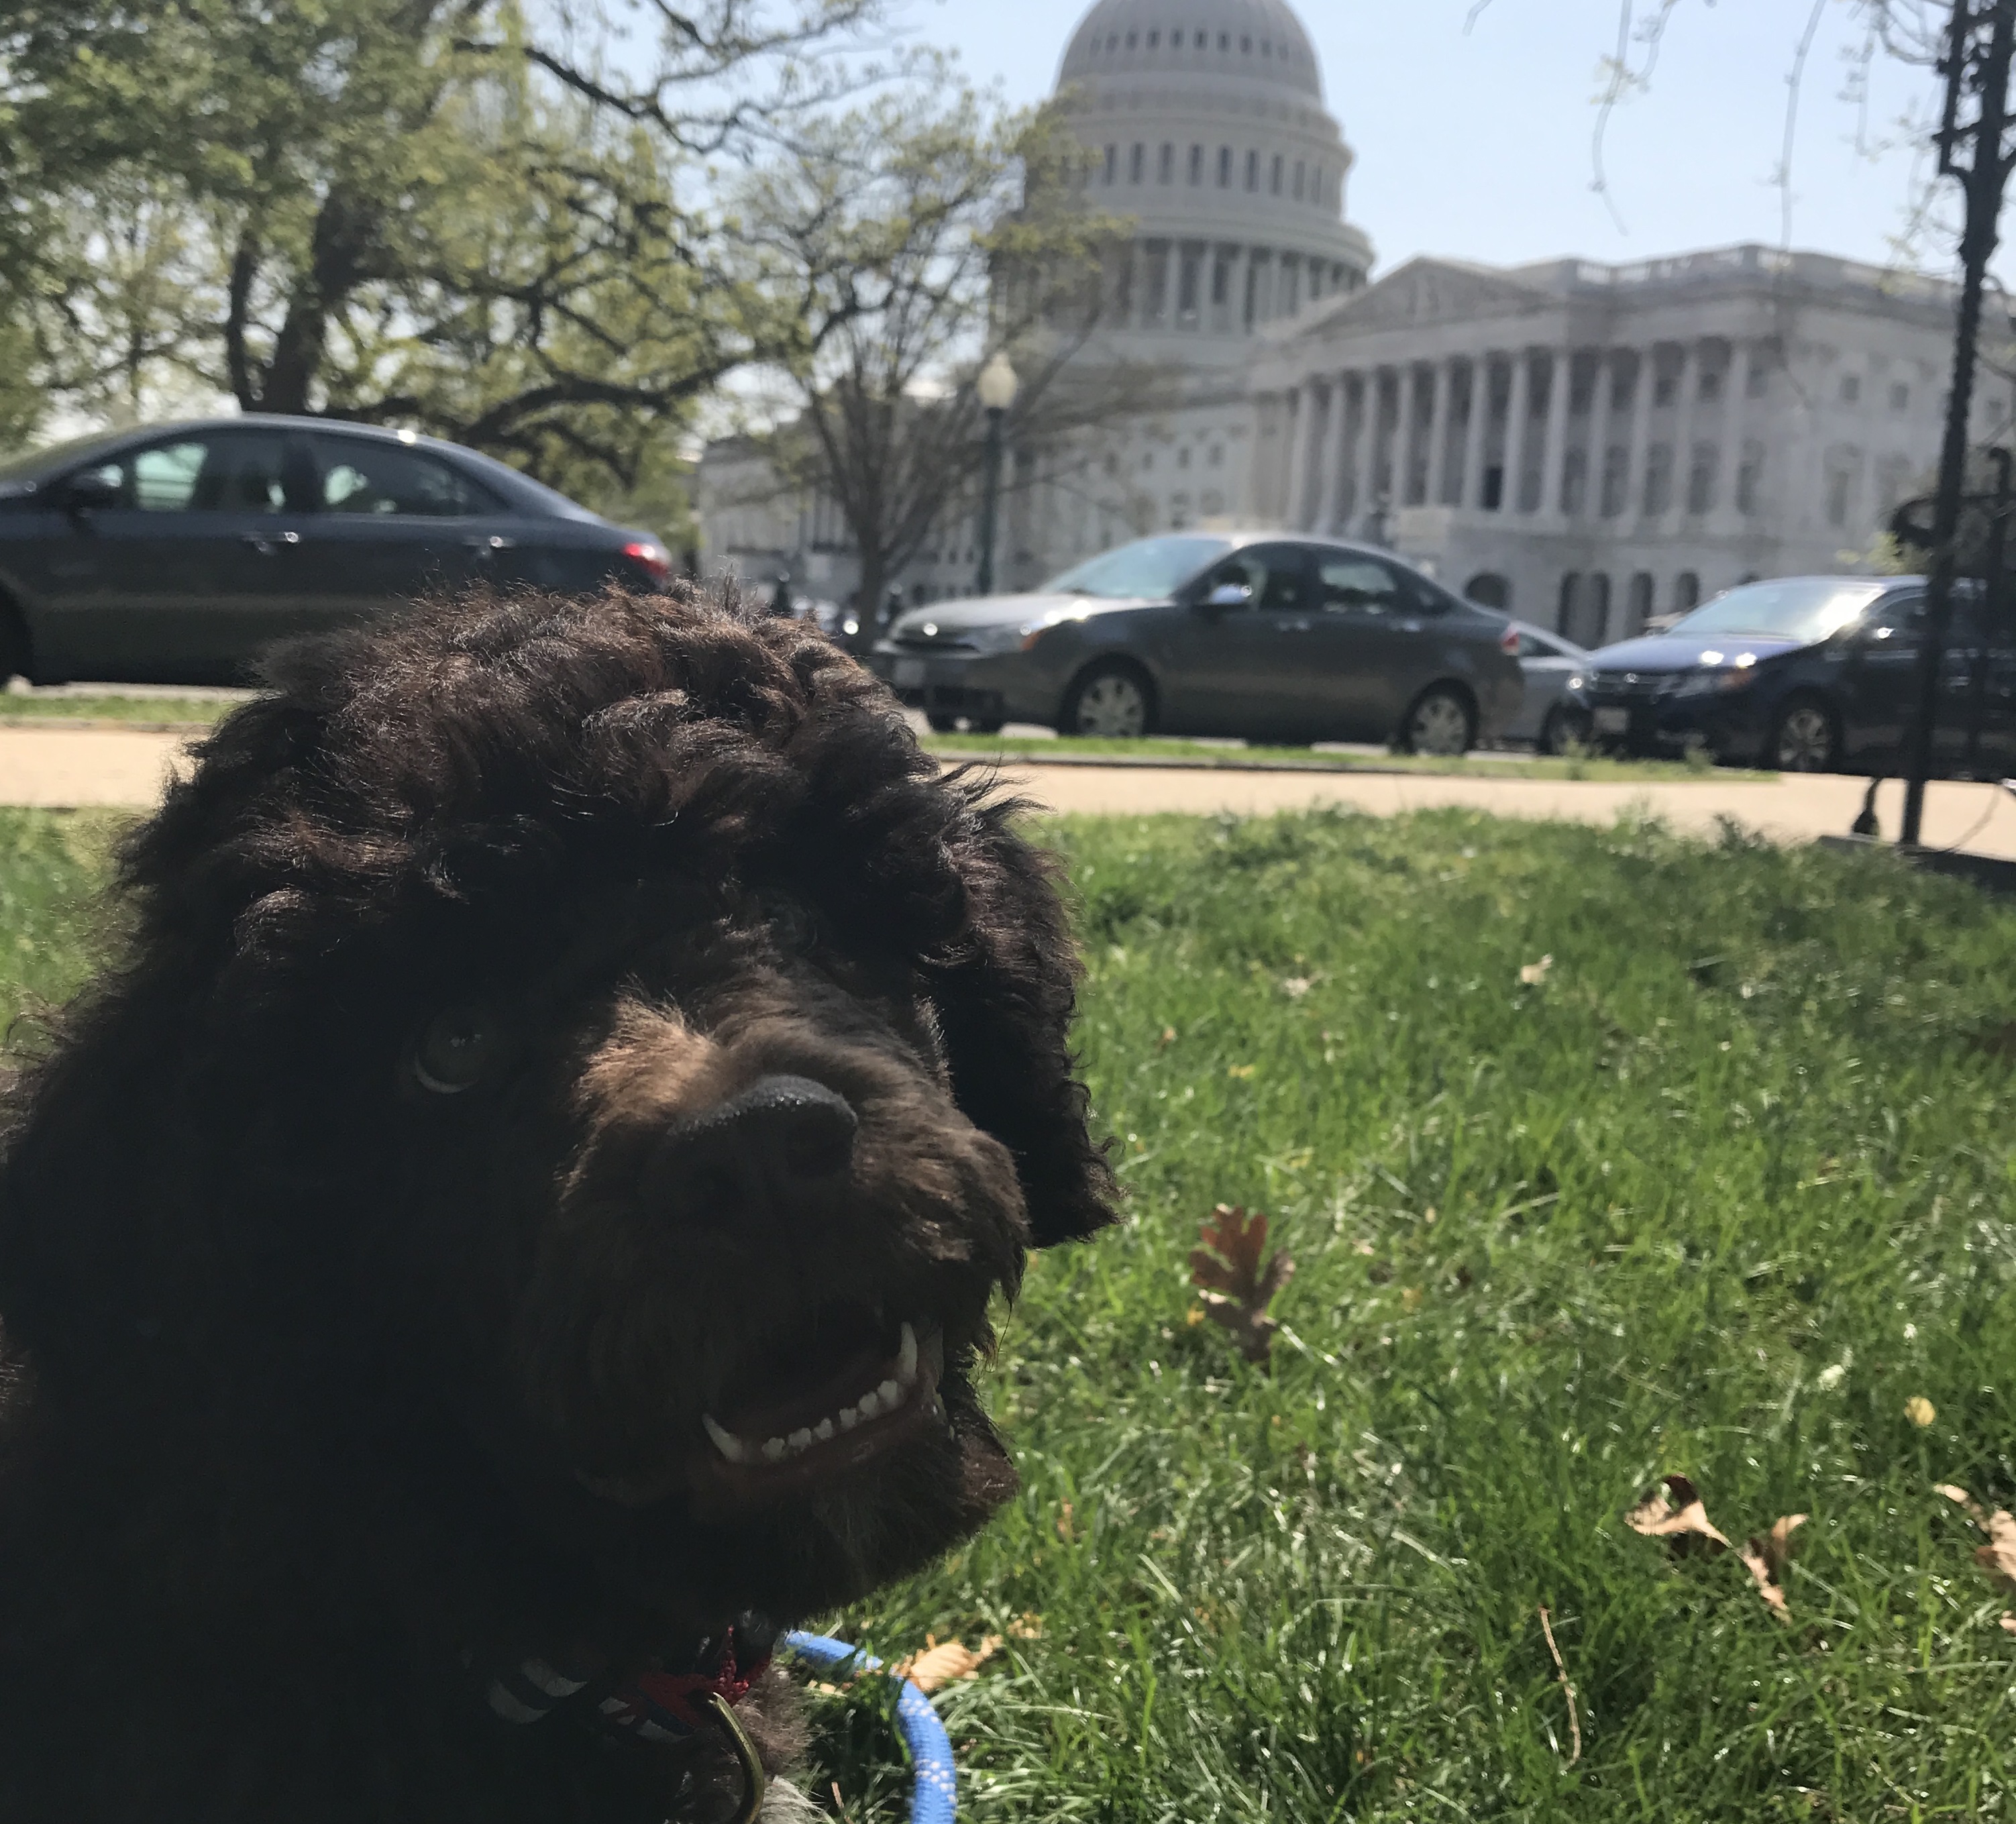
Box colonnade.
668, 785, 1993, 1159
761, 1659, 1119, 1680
1261, 339, 1768, 542
1110, 238, 1361, 337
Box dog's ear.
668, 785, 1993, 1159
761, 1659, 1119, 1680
927, 794, 1117, 1248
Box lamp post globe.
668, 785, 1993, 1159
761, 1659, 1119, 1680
975, 354, 1019, 596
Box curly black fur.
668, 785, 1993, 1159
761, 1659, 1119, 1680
0, 585, 1116, 1821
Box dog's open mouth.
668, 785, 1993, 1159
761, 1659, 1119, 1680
688, 1301, 950, 1507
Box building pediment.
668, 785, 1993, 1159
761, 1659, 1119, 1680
1287, 256, 1548, 343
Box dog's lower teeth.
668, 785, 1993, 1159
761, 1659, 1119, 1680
876, 1377, 900, 1407
703, 1414, 750, 1464
761, 1438, 787, 1463
813, 1418, 835, 1442
838, 1406, 859, 1431
857, 1389, 884, 1421
788, 1428, 812, 1452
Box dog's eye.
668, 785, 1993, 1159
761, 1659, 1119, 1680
412, 1006, 501, 1095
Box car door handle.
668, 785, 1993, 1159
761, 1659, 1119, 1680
1277, 618, 1312, 633
464, 535, 518, 555
241, 531, 301, 555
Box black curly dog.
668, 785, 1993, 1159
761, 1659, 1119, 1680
0, 588, 1115, 1821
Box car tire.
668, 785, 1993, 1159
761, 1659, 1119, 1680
1398, 683, 1477, 757
925, 712, 960, 734
1538, 704, 1591, 756
0, 600, 32, 686
969, 717, 1006, 735
1061, 661, 1155, 739
1765, 692, 1840, 772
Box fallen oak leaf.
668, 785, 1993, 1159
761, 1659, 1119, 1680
890, 1635, 1002, 1695
1189, 1205, 1296, 1364
1738, 1514, 1807, 1621
1519, 954, 1554, 986
1625, 1474, 1732, 1554
1976, 1508, 2016, 1595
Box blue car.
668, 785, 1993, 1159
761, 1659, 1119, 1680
1571, 574, 2016, 775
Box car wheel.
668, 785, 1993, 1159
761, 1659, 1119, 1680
1539, 704, 1591, 756
1766, 694, 1840, 772
1062, 662, 1154, 739
969, 717, 1006, 735
0, 601, 32, 686
1399, 684, 1476, 757
925, 712, 959, 734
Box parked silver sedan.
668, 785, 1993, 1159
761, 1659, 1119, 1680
1501, 621, 1593, 753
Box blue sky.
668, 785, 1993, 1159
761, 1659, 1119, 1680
896, 0, 1960, 279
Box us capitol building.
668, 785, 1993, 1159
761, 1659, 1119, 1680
700, 0, 1991, 645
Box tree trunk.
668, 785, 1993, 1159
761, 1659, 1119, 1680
252, 188, 378, 416
849, 551, 889, 659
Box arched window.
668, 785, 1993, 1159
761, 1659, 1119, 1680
1103, 144, 1117, 185
1675, 571, 1701, 611
1465, 572, 1511, 610
1188, 144, 1203, 185
1158, 142, 1174, 183
1245, 149, 1260, 191
1558, 571, 1582, 635
1293, 159, 1306, 199
1628, 572, 1654, 632
1270, 153, 1284, 194
1129, 143, 1145, 184
1586, 572, 1612, 645
1218, 146, 1232, 186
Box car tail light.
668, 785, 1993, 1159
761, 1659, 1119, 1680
1499, 623, 1521, 657
622, 541, 670, 588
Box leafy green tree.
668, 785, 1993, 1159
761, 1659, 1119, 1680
0, 0, 889, 513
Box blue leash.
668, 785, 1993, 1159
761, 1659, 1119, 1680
780, 1631, 957, 1824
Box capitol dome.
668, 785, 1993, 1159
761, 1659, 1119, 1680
1058, 0, 1324, 101
1051, 0, 1369, 362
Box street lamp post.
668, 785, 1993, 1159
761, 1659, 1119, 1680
973, 353, 1018, 597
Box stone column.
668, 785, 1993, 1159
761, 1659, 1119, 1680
1228, 246, 1251, 335
1666, 339, 1700, 528
1281, 386, 1314, 529
1502, 350, 1531, 514
1322, 371, 1355, 532
1424, 358, 1454, 506
1125, 241, 1145, 331
1459, 354, 1490, 511
1393, 364, 1419, 507
1242, 394, 1278, 520
1353, 368, 1382, 533
1538, 346, 1573, 519
1623, 346, 1656, 523
1711, 339, 1750, 535
1583, 349, 1613, 523
1157, 241, 1179, 331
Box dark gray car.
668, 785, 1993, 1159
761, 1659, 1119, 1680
868, 532, 1524, 752
0, 418, 671, 684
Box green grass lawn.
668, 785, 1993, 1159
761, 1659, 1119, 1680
1, 806, 2011, 1819
0, 694, 233, 727
922, 731, 1774, 785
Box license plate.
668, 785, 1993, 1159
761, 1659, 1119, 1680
1593, 706, 1630, 734
894, 658, 925, 688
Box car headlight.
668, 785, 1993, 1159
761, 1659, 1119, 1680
1565, 673, 1585, 692
1671, 667, 1756, 698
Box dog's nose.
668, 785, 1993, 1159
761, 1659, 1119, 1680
641, 1074, 857, 1222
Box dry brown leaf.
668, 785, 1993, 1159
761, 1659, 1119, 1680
1624, 1474, 1732, 1554
1055, 1499, 1075, 1544
1936, 1483, 1982, 1521
1905, 1395, 1937, 1428
1006, 1612, 1043, 1641
1519, 955, 1554, 986
890, 1635, 1002, 1695
1157, 1025, 1177, 1048
1976, 1509, 2016, 1593
1189, 1204, 1296, 1364
1738, 1514, 1807, 1620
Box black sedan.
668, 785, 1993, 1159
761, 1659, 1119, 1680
1571, 574, 2016, 775
868, 532, 1524, 753
0, 418, 671, 684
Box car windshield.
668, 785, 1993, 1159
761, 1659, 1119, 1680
1042, 535, 1233, 600
0, 427, 134, 484
1668, 578, 1889, 643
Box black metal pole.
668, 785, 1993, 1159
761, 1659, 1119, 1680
975, 406, 1005, 596
1964, 445, 2012, 775
1903, 0, 2015, 845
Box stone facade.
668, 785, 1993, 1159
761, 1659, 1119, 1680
1246, 245, 1991, 642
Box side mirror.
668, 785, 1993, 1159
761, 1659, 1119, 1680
1202, 581, 1251, 610
59, 470, 123, 514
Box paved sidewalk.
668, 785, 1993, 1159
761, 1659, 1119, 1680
2, 723, 2012, 859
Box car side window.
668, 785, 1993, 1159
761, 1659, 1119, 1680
1515, 633, 1553, 661
72, 434, 297, 514
311, 437, 496, 517
1200, 545, 1311, 613
1314, 555, 1406, 615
